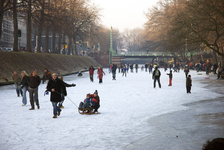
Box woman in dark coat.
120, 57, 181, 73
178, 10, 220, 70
21, 71, 29, 106
47, 73, 67, 118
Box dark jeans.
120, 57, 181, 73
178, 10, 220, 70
29, 87, 39, 109
90, 74, 93, 82
186, 86, 191, 93
154, 77, 161, 88
52, 102, 61, 116
15, 82, 23, 96
112, 72, 116, 79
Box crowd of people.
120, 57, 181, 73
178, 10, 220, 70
12, 68, 77, 118
11, 60, 223, 117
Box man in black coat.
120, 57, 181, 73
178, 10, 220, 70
152, 67, 161, 88
47, 73, 67, 118
112, 64, 117, 80
28, 70, 41, 110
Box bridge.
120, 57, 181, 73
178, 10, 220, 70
112, 51, 177, 65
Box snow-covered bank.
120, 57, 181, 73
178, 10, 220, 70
0, 68, 223, 150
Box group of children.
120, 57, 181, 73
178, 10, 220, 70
78, 90, 100, 114
166, 70, 192, 93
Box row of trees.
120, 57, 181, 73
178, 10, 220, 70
144, 0, 224, 63
1, 0, 102, 55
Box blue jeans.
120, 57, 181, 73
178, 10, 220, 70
22, 86, 28, 105
52, 102, 61, 116
15, 82, 23, 96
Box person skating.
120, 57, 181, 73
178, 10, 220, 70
47, 73, 67, 118
167, 70, 173, 86
89, 66, 95, 82
21, 71, 29, 106
112, 64, 117, 80
97, 66, 105, 83
59, 80, 76, 108
122, 65, 127, 77
28, 70, 41, 110
152, 67, 161, 88
145, 63, 148, 72
186, 75, 192, 93
42, 68, 52, 84
135, 63, 138, 73
12, 71, 23, 97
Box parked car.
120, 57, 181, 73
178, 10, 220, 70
7, 48, 13, 52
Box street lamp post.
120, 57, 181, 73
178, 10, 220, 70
109, 26, 114, 64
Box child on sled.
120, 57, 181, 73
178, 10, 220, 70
79, 93, 97, 113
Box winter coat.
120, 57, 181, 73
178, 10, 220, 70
43, 71, 52, 81
167, 73, 173, 79
135, 64, 138, 69
47, 78, 67, 102
186, 77, 192, 86
89, 66, 95, 74
90, 94, 100, 106
153, 69, 161, 78
28, 75, 41, 88
112, 65, 117, 73
97, 68, 105, 79
84, 97, 98, 108
12, 74, 21, 83
21, 75, 29, 87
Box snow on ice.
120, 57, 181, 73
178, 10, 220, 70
0, 68, 222, 150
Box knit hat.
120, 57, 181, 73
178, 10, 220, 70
94, 90, 98, 95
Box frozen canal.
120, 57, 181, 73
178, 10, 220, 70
0, 68, 223, 150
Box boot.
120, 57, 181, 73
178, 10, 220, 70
53, 115, 57, 118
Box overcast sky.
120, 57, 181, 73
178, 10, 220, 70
92, 0, 159, 32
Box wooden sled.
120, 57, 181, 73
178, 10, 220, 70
78, 108, 100, 115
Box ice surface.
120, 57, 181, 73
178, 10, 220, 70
0, 68, 222, 150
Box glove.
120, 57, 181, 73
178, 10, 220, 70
72, 84, 76, 87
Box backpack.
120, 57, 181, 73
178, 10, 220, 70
155, 70, 160, 76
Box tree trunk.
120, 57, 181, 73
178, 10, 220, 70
0, 0, 5, 39
52, 28, 55, 53
26, 0, 32, 52
37, 2, 44, 53
45, 27, 49, 53
62, 33, 65, 55
68, 36, 71, 55
58, 33, 61, 54
213, 51, 217, 64
13, 0, 18, 52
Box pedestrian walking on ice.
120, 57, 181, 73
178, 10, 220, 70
186, 75, 192, 93
167, 70, 173, 86
89, 66, 95, 82
112, 64, 117, 80
97, 66, 105, 84
12, 71, 23, 97
21, 71, 29, 106
28, 70, 41, 110
47, 73, 67, 118
152, 67, 161, 88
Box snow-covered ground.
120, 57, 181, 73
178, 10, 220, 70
0, 68, 223, 150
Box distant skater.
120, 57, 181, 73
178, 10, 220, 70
186, 75, 192, 93
89, 66, 95, 82
152, 67, 161, 88
12, 71, 23, 97
167, 70, 173, 86
112, 64, 117, 80
97, 67, 105, 83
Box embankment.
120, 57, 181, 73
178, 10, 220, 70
0, 51, 100, 85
